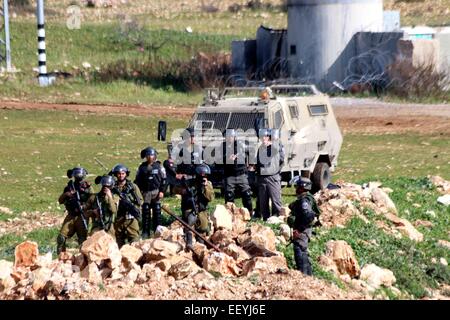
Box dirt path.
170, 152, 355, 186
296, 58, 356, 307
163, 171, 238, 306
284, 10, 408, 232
1, 98, 449, 134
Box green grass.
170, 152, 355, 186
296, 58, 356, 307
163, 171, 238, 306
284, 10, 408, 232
0, 109, 449, 299
1, 21, 234, 105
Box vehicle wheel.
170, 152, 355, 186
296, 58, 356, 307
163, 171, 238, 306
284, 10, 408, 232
312, 162, 331, 192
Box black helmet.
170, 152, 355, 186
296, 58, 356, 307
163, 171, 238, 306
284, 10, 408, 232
141, 147, 157, 159
186, 127, 195, 137
295, 177, 312, 191
67, 167, 88, 180
258, 128, 270, 138
111, 164, 130, 176
195, 164, 211, 176
100, 175, 115, 188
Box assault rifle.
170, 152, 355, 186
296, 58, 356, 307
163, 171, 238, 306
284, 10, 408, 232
95, 195, 106, 230
113, 186, 142, 219
68, 180, 89, 232
161, 204, 220, 253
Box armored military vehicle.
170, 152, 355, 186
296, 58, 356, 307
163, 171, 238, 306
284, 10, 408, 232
159, 85, 343, 192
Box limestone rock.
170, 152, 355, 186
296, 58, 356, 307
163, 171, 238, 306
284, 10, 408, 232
0, 260, 13, 281
241, 224, 277, 255
211, 205, 233, 230
429, 175, 450, 194
154, 225, 171, 239
168, 258, 200, 280
385, 213, 424, 242
323, 240, 360, 278
210, 229, 234, 247
223, 243, 251, 264
280, 224, 291, 241
437, 194, 450, 206
437, 239, 450, 250
202, 252, 241, 276
81, 231, 122, 269
72, 253, 87, 271
139, 239, 182, 263
190, 242, 208, 265
36, 252, 53, 268
80, 262, 103, 284
14, 241, 39, 268
413, 220, 434, 228
360, 264, 396, 290
231, 216, 247, 235
280, 206, 291, 216
120, 244, 142, 264
242, 256, 288, 276
371, 188, 397, 213
317, 255, 339, 275
266, 216, 284, 225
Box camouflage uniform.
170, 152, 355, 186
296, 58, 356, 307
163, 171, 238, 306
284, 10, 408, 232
181, 178, 215, 249
85, 191, 119, 238
288, 191, 320, 276
113, 180, 143, 247
57, 180, 94, 254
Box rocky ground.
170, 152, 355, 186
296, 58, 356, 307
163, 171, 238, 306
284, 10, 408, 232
1, 176, 448, 300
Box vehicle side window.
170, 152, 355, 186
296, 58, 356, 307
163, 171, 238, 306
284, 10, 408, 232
274, 109, 284, 129
308, 104, 328, 116
288, 102, 299, 119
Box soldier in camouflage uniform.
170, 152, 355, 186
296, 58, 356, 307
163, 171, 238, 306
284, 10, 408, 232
135, 147, 166, 238
180, 164, 215, 251
287, 177, 321, 276
57, 167, 94, 254
110, 164, 143, 247
85, 175, 118, 238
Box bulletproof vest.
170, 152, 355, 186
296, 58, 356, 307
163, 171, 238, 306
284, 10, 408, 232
223, 140, 247, 176
92, 193, 114, 229
114, 180, 140, 217
181, 180, 210, 214
136, 161, 164, 192
64, 180, 92, 214
163, 159, 177, 177
176, 147, 202, 176
256, 143, 285, 176
290, 192, 319, 231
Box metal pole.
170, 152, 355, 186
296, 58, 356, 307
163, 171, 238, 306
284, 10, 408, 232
3, 0, 11, 72
36, 0, 54, 86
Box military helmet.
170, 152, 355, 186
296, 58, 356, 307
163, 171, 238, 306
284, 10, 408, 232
186, 127, 195, 137
141, 147, 157, 159
225, 128, 236, 138
67, 167, 88, 180
111, 164, 130, 176
295, 177, 312, 191
258, 128, 270, 138
195, 164, 211, 176
270, 129, 280, 140
100, 175, 115, 188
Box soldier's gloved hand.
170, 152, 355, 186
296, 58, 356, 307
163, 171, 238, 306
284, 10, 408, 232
293, 229, 301, 240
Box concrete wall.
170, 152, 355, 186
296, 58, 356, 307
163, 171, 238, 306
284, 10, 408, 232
231, 40, 257, 76
255, 26, 288, 78
436, 33, 450, 73
287, 0, 383, 90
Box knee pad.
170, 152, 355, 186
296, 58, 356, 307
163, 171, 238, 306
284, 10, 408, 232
153, 201, 161, 214
142, 203, 151, 216
225, 190, 235, 203
187, 212, 197, 226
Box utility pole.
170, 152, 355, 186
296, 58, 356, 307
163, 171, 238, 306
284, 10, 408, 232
0, 0, 12, 72
36, 0, 54, 86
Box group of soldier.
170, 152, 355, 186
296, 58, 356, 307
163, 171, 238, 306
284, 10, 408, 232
57, 127, 321, 276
